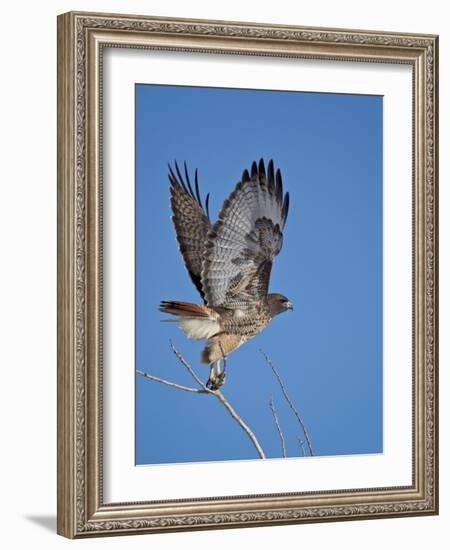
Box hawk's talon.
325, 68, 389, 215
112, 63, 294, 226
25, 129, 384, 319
205, 366, 226, 391
216, 370, 226, 387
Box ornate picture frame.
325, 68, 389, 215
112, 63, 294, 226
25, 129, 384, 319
57, 11, 438, 538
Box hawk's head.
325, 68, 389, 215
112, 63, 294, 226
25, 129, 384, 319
267, 293, 294, 317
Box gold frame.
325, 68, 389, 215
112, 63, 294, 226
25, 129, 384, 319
57, 11, 439, 538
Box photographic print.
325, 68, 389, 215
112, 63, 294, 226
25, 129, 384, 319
57, 12, 437, 537
135, 84, 383, 465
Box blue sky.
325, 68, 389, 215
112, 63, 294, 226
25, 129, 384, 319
135, 83, 383, 465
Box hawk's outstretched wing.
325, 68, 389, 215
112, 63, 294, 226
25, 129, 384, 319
201, 159, 289, 311
168, 162, 211, 302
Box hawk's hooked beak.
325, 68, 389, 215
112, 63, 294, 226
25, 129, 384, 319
286, 301, 294, 311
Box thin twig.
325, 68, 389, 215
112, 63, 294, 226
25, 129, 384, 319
212, 390, 265, 459
136, 370, 206, 394
269, 396, 286, 458
170, 339, 205, 388
138, 343, 266, 459
260, 350, 314, 456
298, 438, 307, 457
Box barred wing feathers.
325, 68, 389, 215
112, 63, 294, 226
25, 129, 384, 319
201, 159, 289, 310
168, 162, 211, 302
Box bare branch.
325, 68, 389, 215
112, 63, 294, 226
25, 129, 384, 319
136, 370, 206, 394
138, 343, 266, 459
260, 350, 314, 457
269, 396, 286, 458
170, 339, 206, 388
298, 438, 307, 457
213, 390, 266, 459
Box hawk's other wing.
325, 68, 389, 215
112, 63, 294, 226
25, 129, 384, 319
168, 162, 212, 302
201, 159, 289, 310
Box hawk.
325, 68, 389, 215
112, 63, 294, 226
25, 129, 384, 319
159, 159, 292, 389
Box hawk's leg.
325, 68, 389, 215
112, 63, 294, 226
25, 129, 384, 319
206, 363, 216, 389
216, 354, 227, 387
206, 360, 226, 390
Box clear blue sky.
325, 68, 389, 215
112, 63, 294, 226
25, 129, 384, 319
135, 83, 383, 465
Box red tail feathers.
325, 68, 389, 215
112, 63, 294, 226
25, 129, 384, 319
159, 300, 210, 317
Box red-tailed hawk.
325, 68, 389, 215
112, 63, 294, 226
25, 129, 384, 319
160, 159, 292, 389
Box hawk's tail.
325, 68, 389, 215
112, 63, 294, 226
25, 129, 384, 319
159, 300, 221, 341
159, 300, 210, 317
